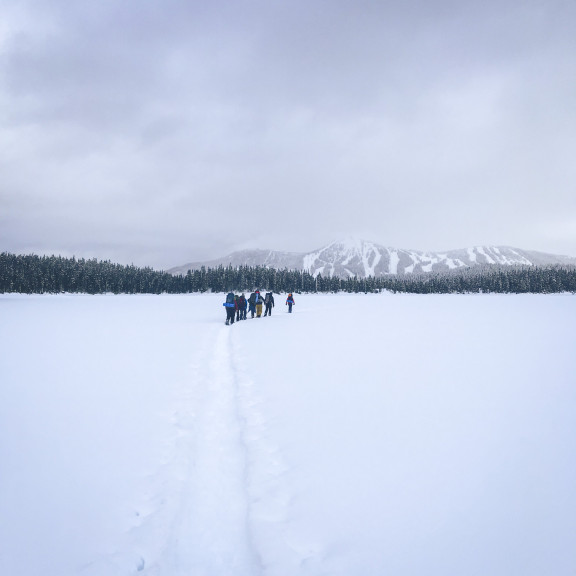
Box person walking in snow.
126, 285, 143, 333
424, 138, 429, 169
223, 292, 236, 325
255, 289, 264, 318
286, 293, 295, 313
263, 292, 275, 316
248, 292, 257, 318
238, 293, 247, 320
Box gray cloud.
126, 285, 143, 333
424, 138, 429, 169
2, 0, 576, 267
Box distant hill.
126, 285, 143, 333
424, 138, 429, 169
168, 237, 576, 278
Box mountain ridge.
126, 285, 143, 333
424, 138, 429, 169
168, 238, 576, 278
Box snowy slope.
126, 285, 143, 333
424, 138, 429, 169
1, 293, 575, 576
169, 237, 576, 277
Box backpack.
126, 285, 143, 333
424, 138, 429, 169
264, 293, 271, 304
239, 295, 246, 307
249, 292, 256, 305
226, 292, 235, 304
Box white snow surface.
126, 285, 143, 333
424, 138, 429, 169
1, 292, 575, 576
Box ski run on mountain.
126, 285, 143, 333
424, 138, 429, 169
168, 237, 576, 278
1, 292, 575, 576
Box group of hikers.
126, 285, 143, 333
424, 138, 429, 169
223, 290, 295, 325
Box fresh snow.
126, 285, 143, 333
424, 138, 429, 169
1, 292, 575, 576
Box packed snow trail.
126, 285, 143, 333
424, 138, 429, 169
175, 321, 310, 576
171, 324, 262, 576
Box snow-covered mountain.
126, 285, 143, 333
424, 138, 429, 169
169, 237, 576, 278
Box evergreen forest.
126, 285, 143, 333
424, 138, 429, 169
2, 252, 576, 295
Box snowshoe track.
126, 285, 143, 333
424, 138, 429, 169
173, 325, 263, 575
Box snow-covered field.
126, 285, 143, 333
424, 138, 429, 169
1, 292, 575, 576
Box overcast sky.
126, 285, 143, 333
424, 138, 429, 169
2, 0, 575, 268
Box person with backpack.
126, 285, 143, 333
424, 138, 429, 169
286, 293, 295, 313
238, 293, 247, 320
263, 292, 275, 316
254, 290, 264, 318
223, 292, 236, 325
248, 292, 257, 318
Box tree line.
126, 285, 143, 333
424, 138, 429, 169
1, 252, 576, 295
